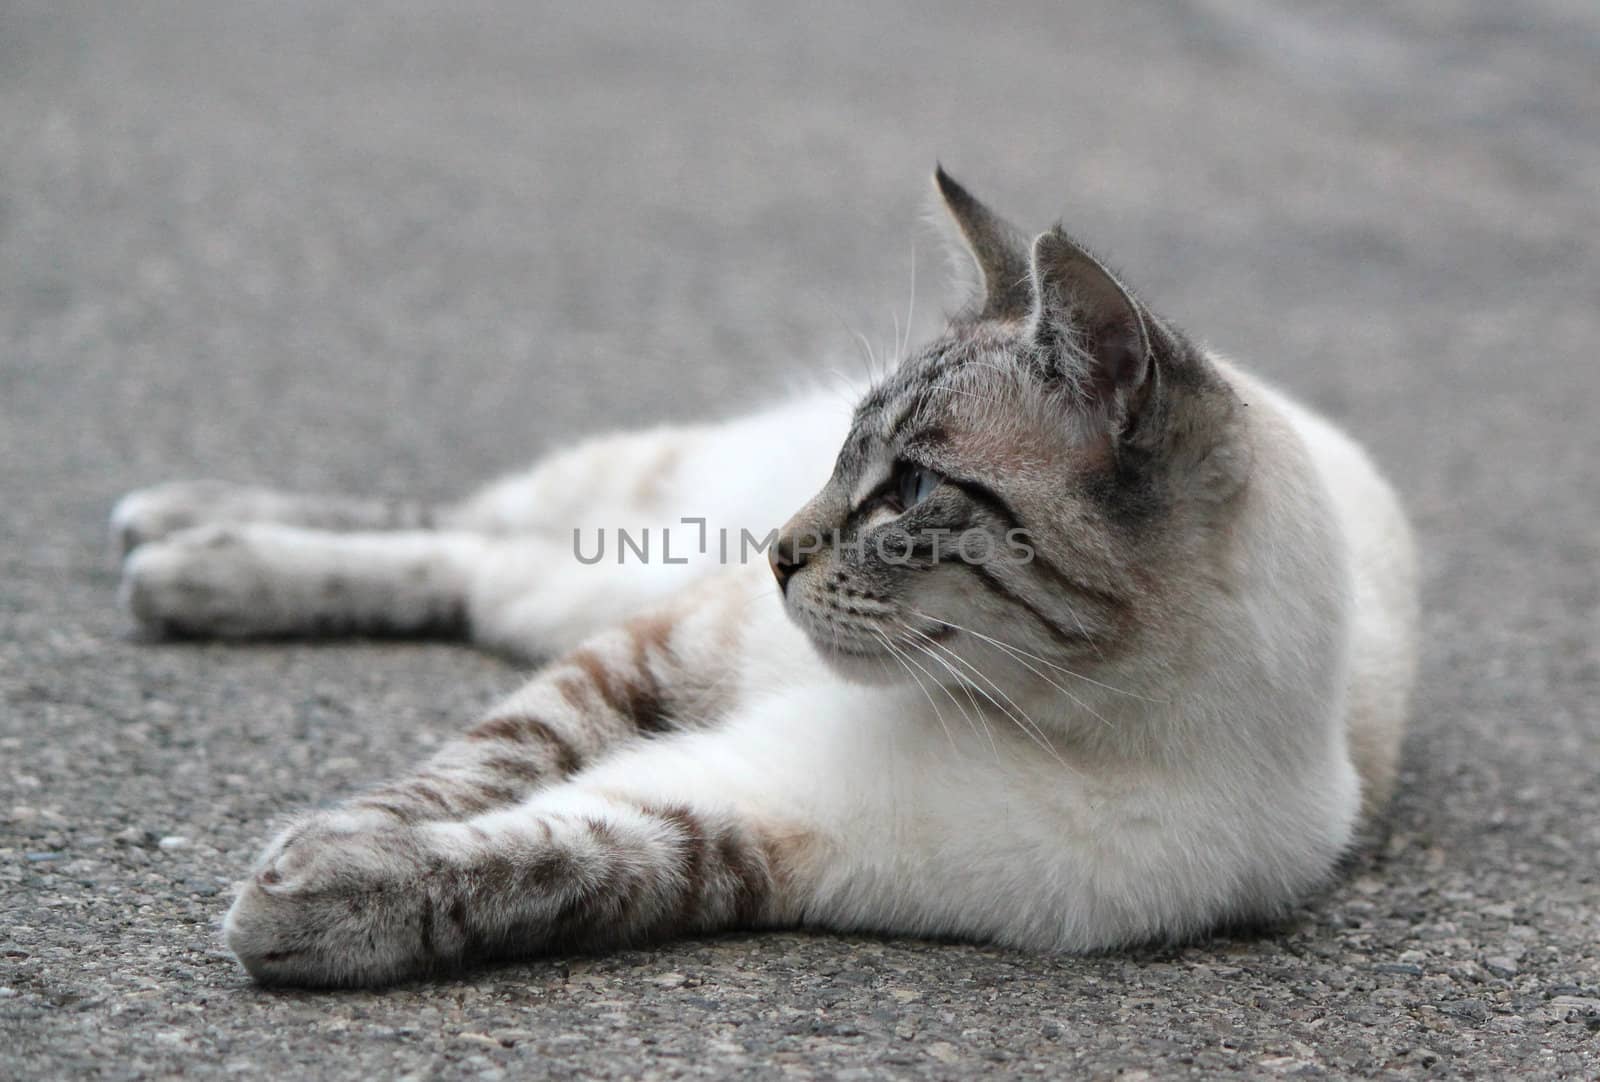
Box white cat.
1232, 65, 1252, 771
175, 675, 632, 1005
114, 169, 1417, 987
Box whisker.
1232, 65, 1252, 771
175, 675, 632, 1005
739, 586, 782, 610
930, 383, 1000, 406
898, 633, 999, 761
820, 299, 880, 388
1057, 598, 1106, 663
907, 607, 1167, 704
961, 358, 1018, 380
902, 242, 918, 366
926, 624, 1114, 731
872, 629, 960, 754
898, 623, 1069, 768
822, 366, 866, 409
848, 327, 882, 385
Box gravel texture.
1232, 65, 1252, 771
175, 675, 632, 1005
3, 2, 1597, 1077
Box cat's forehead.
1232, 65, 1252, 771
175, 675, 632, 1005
846, 324, 1033, 448
834, 321, 1101, 486
855, 326, 1022, 426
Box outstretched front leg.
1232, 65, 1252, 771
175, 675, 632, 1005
224, 783, 802, 987
310, 570, 761, 826
223, 570, 792, 984
118, 518, 731, 652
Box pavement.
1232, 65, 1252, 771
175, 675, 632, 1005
2, 2, 1597, 1077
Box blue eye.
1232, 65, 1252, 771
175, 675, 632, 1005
897, 464, 942, 510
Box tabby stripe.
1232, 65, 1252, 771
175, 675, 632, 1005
390, 801, 782, 975
946, 476, 1127, 611
482, 754, 548, 784
651, 805, 708, 929
972, 563, 1095, 650
418, 894, 436, 962
1030, 555, 1127, 615
340, 714, 576, 820
718, 830, 772, 926
944, 476, 1026, 534
565, 620, 676, 734
353, 616, 699, 828
401, 780, 454, 812
630, 801, 774, 930
623, 614, 678, 733
370, 784, 511, 821
362, 799, 422, 825
465, 714, 582, 775
884, 402, 923, 445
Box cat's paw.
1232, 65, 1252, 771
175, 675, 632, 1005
120, 524, 299, 637
111, 481, 285, 557
224, 814, 460, 987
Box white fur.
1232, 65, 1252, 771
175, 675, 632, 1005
126, 350, 1416, 966
516, 356, 1415, 947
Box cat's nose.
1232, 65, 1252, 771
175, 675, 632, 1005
770, 534, 809, 594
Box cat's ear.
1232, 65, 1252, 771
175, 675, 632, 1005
932, 165, 1034, 322
1028, 226, 1153, 413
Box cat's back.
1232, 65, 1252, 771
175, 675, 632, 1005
1221, 360, 1419, 822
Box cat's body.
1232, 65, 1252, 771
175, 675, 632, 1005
114, 171, 1416, 987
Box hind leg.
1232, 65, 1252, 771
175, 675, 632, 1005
121, 524, 490, 639
118, 521, 727, 649
111, 481, 441, 557
109, 429, 719, 642
109, 420, 707, 555
114, 391, 844, 645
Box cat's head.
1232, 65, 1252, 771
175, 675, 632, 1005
773, 168, 1252, 702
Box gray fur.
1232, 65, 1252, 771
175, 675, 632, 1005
777, 181, 1248, 716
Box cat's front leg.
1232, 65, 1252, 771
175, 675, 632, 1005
223, 572, 788, 985
260, 572, 762, 830
224, 788, 803, 987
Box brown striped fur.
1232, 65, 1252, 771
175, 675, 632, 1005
227, 780, 784, 985
341, 592, 747, 828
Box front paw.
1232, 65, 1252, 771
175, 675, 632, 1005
120, 525, 281, 637
224, 814, 459, 988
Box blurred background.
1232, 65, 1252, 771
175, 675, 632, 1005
3, 2, 1597, 1077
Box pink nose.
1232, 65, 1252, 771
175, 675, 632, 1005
770, 535, 808, 593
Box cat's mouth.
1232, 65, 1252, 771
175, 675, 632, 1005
786, 603, 957, 685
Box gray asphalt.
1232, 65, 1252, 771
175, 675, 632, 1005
3, 2, 1598, 1077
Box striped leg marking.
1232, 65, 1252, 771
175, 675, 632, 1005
225, 793, 786, 987
342, 600, 744, 825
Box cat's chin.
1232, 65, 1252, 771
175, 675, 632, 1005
807, 638, 906, 686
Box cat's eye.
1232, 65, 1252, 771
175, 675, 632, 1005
896, 464, 942, 511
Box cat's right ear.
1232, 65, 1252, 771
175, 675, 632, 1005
932, 166, 1034, 322
1027, 227, 1154, 432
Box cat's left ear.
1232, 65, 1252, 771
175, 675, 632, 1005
932, 165, 1035, 322
1028, 227, 1153, 418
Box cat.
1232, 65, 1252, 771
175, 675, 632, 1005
113, 168, 1418, 988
